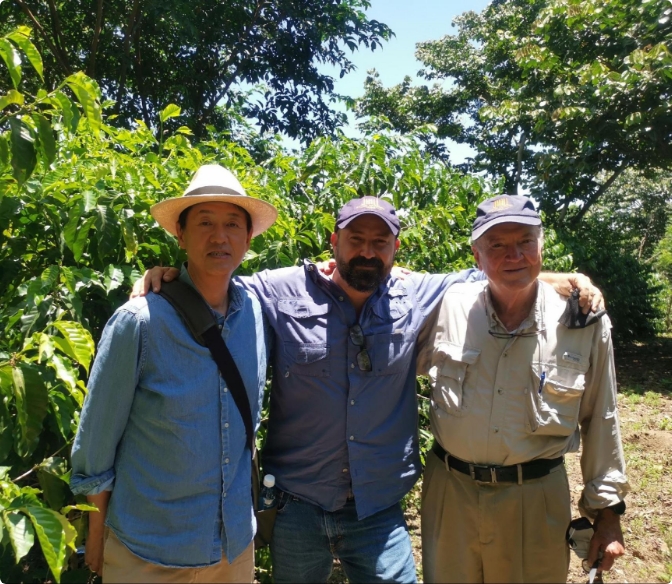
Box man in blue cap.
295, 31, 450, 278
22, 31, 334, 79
417, 194, 629, 583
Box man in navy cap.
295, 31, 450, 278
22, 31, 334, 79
417, 195, 629, 583
137, 195, 603, 583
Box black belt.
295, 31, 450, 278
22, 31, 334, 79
431, 442, 563, 484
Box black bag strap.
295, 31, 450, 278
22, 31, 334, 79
158, 280, 255, 453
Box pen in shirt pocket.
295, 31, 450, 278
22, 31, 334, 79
538, 371, 546, 395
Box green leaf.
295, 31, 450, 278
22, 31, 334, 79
48, 352, 77, 391
72, 216, 95, 262
64, 72, 101, 134
0, 38, 22, 88
34, 114, 56, 165
52, 321, 95, 374
0, 89, 24, 110
22, 505, 74, 582
2, 511, 35, 561
95, 204, 120, 260
9, 117, 36, 184
0, 133, 8, 166
12, 363, 49, 458
103, 265, 124, 294
7, 29, 43, 80
0, 397, 14, 463
159, 103, 181, 122
37, 457, 70, 511
53, 91, 78, 133
63, 202, 83, 255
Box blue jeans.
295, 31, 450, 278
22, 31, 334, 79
270, 492, 417, 583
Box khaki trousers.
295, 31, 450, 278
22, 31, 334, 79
102, 530, 255, 583
421, 450, 571, 583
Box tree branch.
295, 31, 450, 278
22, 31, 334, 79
570, 165, 628, 226
116, 0, 142, 110
87, 0, 105, 77
14, 0, 72, 75
514, 131, 526, 194
208, 0, 268, 116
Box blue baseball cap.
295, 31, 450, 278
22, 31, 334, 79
336, 196, 401, 236
471, 195, 541, 240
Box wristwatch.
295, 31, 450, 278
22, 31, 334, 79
605, 500, 626, 515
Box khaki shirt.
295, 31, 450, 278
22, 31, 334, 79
417, 280, 629, 514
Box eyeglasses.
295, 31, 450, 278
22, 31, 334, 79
349, 324, 372, 371
488, 328, 546, 339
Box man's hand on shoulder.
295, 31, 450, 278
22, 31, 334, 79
539, 272, 605, 314
588, 507, 625, 573
130, 267, 180, 298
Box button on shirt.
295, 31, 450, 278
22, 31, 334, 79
70, 267, 268, 567
417, 281, 630, 514
240, 260, 480, 519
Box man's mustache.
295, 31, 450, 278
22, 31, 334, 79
349, 257, 384, 269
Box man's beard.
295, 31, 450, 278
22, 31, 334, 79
336, 255, 392, 292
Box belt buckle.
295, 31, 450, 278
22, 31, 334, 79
469, 463, 497, 483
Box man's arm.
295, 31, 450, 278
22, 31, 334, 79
70, 308, 142, 575
85, 491, 110, 575
538, 272, 604, 313
577, 317, 629, 572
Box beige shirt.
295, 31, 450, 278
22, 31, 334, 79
417, 280, 629, 514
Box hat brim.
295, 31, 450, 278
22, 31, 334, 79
471, 215, 542, 241
150, 194, 278, 238
337, 213, 400, 237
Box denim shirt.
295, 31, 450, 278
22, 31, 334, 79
70, 267, 268, 567
241, 261, 480, 519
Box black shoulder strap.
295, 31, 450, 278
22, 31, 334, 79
158, 280, 255, 453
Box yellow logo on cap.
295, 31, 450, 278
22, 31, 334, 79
491, 198, 512, 211
358, 197, 384, 210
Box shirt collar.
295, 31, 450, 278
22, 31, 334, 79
179, 263, 244, 318
484, 281, 546, 334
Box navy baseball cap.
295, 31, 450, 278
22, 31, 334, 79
471, 195, 541, 240
336, 196, 401, 237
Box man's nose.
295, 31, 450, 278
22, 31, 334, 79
506, 244, 523, 260
210, 224, 229, 242
360, 241, 376, 258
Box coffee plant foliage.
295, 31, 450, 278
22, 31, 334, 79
0, 27, 573, 581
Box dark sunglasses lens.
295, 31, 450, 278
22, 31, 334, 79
350, 325, 364, 346
357, 349, 372, 371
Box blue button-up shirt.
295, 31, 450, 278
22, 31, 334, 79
241, 261, 479, 519
70, 267, 268, 567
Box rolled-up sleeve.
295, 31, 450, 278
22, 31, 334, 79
70, 308, 144, 496
578, 316, 630, 517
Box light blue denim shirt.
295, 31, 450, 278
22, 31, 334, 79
70, 266, 268, 567
240, 261, 481, 519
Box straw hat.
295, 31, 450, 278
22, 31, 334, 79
150, 164, 278, 238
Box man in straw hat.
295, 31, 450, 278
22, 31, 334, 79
70, 164, 277, 582
135, 193, 604, 583
417, 194, 628, 583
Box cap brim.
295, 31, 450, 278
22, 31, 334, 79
150, 194, 278, 238
471, 216, 541, 240
337, 213, 400, 236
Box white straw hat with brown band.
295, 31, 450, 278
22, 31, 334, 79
150, 164, 278, 238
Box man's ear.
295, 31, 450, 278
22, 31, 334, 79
472, 245, 481, 270
330, 231, 339, 248
176, 222, 187, 250
394, 238, 400, 251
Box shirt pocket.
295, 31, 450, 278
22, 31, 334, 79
281, 341, 330, 377
276, 298, 331, 378
526, 363, 587, 436
368, 331, 413, 376
429, 342, 481, 417
368, 289, 415, 376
